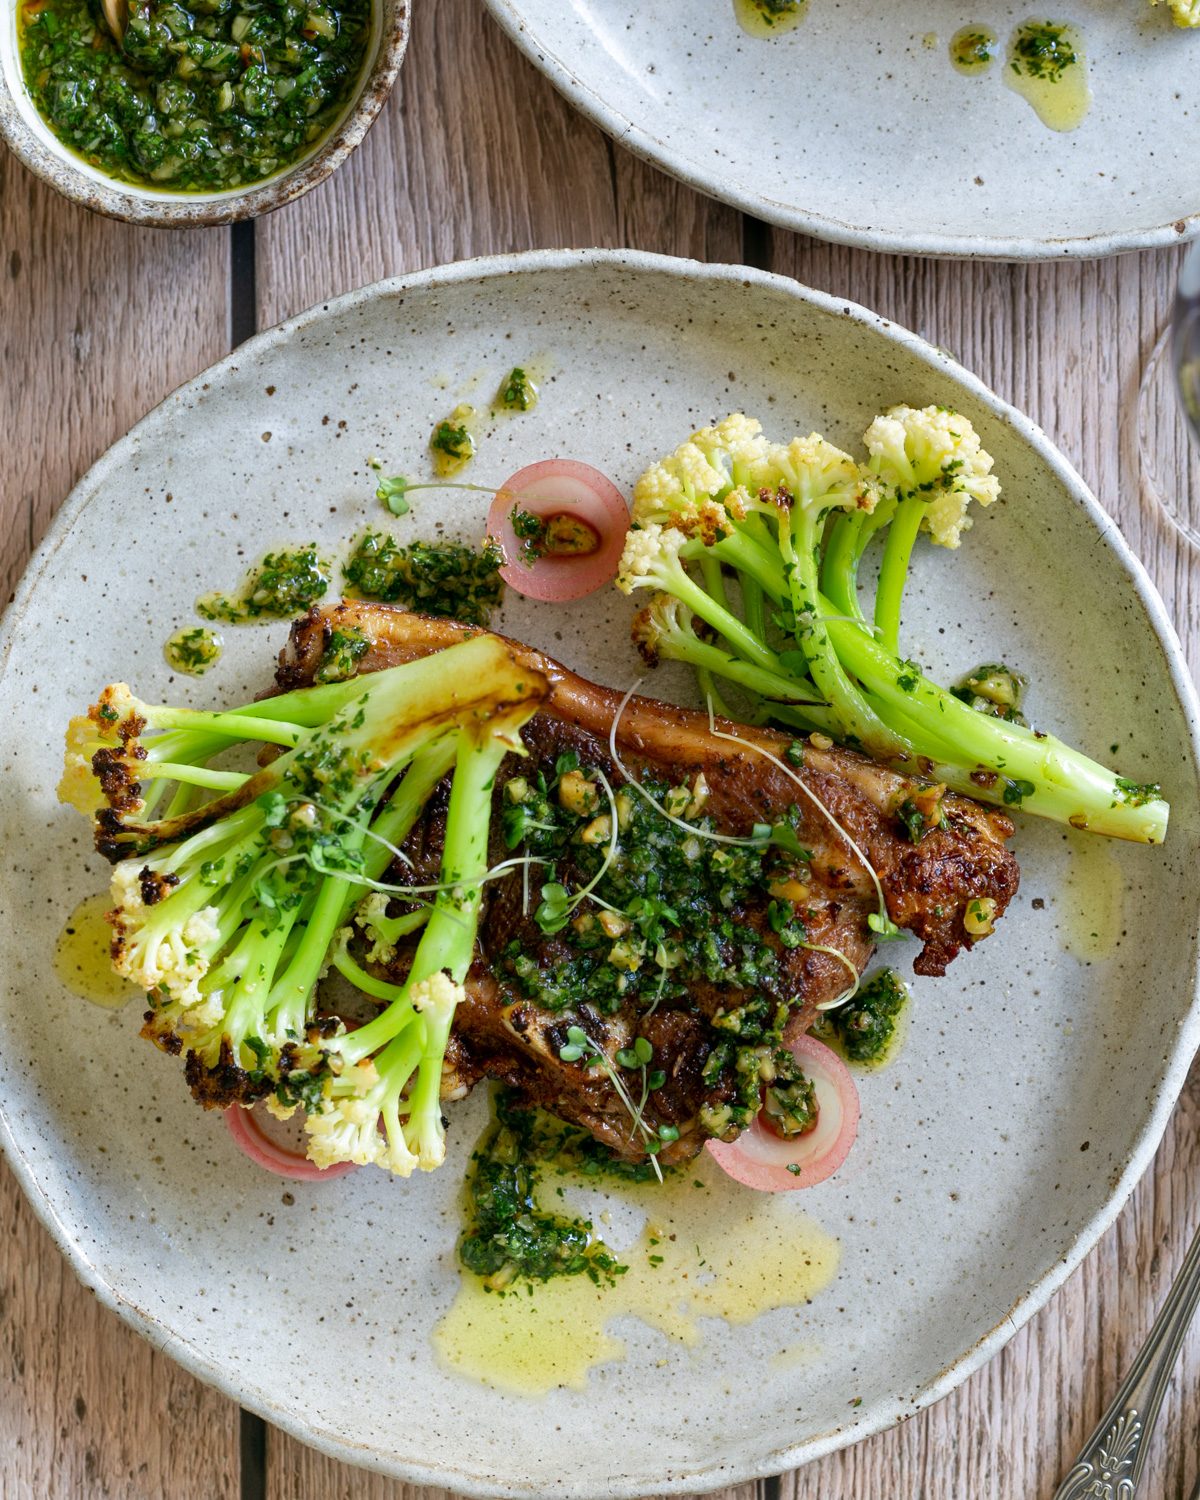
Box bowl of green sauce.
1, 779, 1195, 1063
0, 0, 407, 224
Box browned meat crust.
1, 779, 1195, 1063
281, 603, 1020, 1162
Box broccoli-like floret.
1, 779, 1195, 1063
631, 592, 836, 736
309, 703, 531, 1173
615, 410, 1169, 845
1152, 0, 1200, 24
63, 636, 548, 1167
59, 672, 381, 829
353, 890, 429, 965
862, 405, 1000, 655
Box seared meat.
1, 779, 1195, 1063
281, 603, 1019, 1163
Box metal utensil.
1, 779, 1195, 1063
1052, 1216, 1200, 1498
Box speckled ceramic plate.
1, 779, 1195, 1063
483, 0, 1200, 258
1, 250, 1198, 1496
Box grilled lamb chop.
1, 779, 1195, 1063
280, 603, 1019, 1164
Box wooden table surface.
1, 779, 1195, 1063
3, 1, 1200, 1496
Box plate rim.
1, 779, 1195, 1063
481, 0, 1200, 261
2, 246, 1199, 1495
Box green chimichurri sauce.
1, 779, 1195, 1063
498, 750, 819, 1138
949, 24, 998, 72
343, 531, 504, 625
511, 508, 600, 565
812, 969, 909, 1068
1009, 18, 1077, 80
459, 1089, 657, 1293
497, 367, 538, 413
430, 404, 475, 477
951, 661, 1027, 723
197, 543, 331, 622
18, 0, 371, 191
732, 0, 805, 36
163, 624, 222, 674
314, 624, 369, 682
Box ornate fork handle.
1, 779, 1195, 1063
1054, 1217, 1200, 1500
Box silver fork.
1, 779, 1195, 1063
1052, 1217, 1200, 1499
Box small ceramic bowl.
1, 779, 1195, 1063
0, 0, 408, 226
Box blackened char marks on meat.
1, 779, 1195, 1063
279, 603, 1020, 1161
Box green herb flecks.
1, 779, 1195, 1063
510, 507, 600, 566
949, 25, 997, 71
314, 626, 370, 683
951, 662, 1027, 724
1010, 20, 1078, 81
344, 531, 505, 625
430, 405, 476, 477
163, 625, 222, 675
197, 545, 331, 624
1114, 776, 1162, 808
498, 367, 539, 412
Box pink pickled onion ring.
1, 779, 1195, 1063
706, 1033, 860, 1191
225, 1103, 357, 1181
487, 458, 630, 602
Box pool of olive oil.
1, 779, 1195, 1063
1004, 20, 1091, 132
733, 0, 806, 38
54, 893, 135, 1009
433, 1153, 839, 1395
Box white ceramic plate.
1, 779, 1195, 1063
484, 0, 1200, 258
1, 250, 1198, 1496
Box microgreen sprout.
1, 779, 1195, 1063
375, 475, 411, 516
607, 682, 769, 851
556, 1025, 670, 1181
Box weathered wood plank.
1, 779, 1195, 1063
265, 1436, 762, 1500
0, 155, 240, 1498
4, 1, 1200, 1493
0, 156, 231, 604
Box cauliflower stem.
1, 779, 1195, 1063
619, 409, 1168, 844
61, 635, 548, 1175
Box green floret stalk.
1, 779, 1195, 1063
126, 638, 549, 1102
330, 721, 513, 1068
823, 617, 1169, 842
625, 535, 785, 677
873, 496, 926, 656
779, 496, 907, 758
266, 735, 457, 1040
634, 595, 836, 735
821, 500, 898, 626
316, 706, 534, 1174
62, 672, 407, 823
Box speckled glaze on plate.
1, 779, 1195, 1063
483, 0, 1200, 259
0, 0, 408, 225
1, 250, 1198, 1496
